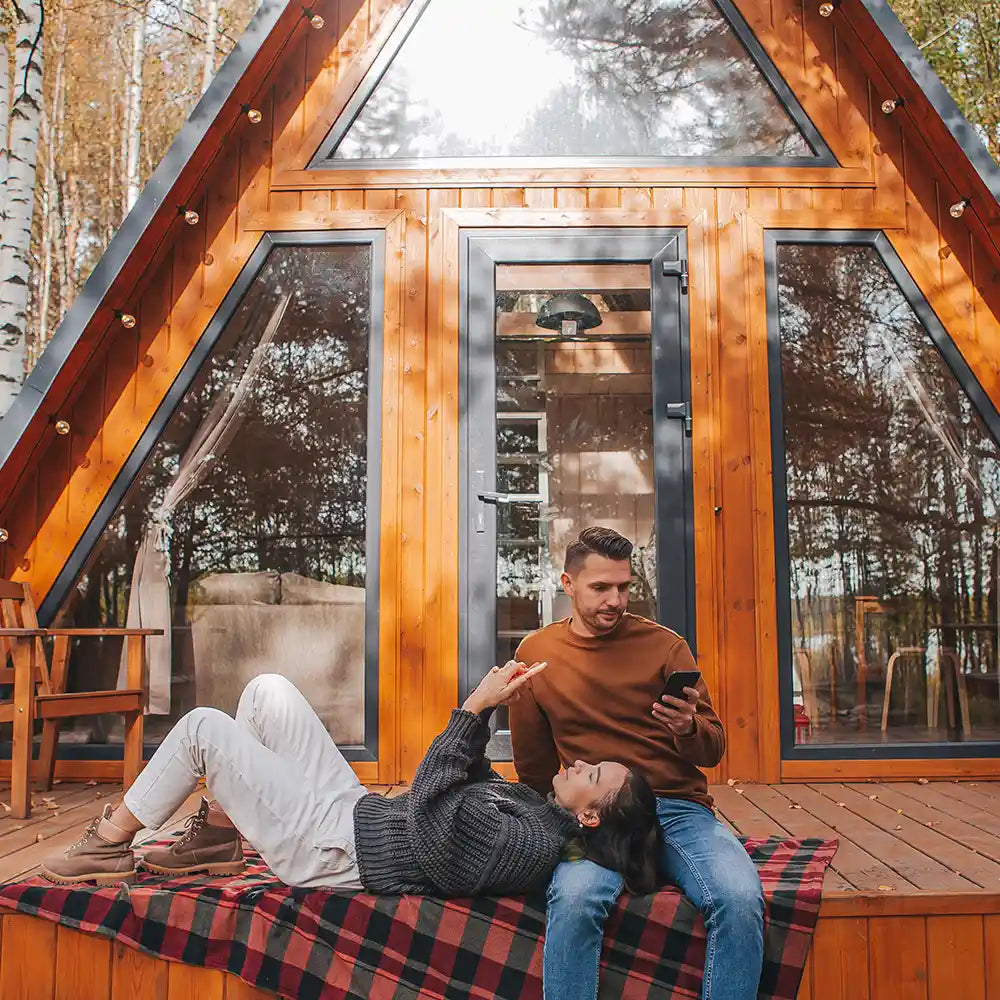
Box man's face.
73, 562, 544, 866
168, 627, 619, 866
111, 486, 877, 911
561, 553, 631, 636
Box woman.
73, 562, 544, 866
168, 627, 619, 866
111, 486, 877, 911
42, 662, 661, 897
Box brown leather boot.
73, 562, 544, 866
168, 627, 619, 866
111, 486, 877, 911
41, 804, 137, 885
139, 798, 245, 876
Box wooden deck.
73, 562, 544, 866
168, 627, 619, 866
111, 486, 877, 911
2, 780, 1000, 998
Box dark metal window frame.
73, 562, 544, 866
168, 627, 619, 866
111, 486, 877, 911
309, 0, 837, 169
767, 228, 1000, 761
22, 230, 387, 764
459, 227, 696, 757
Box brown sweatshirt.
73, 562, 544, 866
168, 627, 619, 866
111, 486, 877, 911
510, 614, 724, 809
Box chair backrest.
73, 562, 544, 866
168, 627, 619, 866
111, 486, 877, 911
0, 579, 49, 691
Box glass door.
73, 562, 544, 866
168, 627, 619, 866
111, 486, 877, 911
461, 231, 693, 757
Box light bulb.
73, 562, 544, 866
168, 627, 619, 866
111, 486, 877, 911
118, 311, 136, 329
184, 209, 200, 226
54, 419, 71, 436
304, 8, 324, 28
950, 199, 969, 219
0, 528, 8, 543
818, 1, 837, 15
246, 107, 262, 124
881, 98, 901, 115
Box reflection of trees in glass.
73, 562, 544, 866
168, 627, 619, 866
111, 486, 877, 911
778, 244, 1000, 729
57, 245, 373, 713
330, 0, 810, 160
520, 0, 808, 156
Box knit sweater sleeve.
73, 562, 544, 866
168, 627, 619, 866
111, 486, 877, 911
406, 709, 504, 893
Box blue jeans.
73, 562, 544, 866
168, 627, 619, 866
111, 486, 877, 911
544, 798, 764, 1000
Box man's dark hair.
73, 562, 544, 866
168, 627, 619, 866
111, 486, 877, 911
572, 770, 661, 895
564, 526, 633, 574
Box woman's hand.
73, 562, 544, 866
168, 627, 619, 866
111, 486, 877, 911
462, 660, 547, 715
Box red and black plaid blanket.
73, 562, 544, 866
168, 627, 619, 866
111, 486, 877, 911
0, 835, 835, 1000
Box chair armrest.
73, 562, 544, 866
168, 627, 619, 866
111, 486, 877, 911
43, 628, 165, 637
0, 628, 46, 637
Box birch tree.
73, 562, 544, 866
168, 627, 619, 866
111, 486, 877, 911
123, 1, 149, 213
201, 0, 218, 94
0, 0, 42, 415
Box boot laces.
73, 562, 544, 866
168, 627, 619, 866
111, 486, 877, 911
175, 808, 206, 849
69, 817, 102, 853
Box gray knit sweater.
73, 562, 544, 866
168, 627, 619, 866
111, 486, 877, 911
353, 709, 578, 896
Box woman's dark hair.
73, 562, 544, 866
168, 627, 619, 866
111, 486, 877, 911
572, 770, 661, 894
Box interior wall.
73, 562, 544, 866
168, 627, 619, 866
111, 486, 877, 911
2, 0, 1000, 783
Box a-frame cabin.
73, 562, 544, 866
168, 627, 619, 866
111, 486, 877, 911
2, 0, 1000, 995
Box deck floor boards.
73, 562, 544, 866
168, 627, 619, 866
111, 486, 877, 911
1, 780, 1000, 901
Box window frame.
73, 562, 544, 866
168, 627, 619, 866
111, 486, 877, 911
308, 0, 837, 169
34, 231, 387, 763
767, 228, 1000, 761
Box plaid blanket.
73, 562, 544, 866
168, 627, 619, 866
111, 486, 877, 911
0, 836, 835, 1000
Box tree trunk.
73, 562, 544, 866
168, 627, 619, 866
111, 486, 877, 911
0, 12, 11, 198
0, 0, 43, 416
201, 0, 219, 94
123, 2, 148, 213
36, 11, 65, 358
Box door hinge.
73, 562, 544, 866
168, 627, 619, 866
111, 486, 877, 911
665, 401, 692, 435
662, 257, 689, 294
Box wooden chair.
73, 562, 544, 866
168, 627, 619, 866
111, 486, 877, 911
880, 645, 971, 735
0, 579, 162, 818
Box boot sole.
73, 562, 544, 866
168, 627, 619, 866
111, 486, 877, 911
140, 859, 246, 876
40, 866, 137, 886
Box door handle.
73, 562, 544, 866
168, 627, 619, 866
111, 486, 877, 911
477, 492, 545, 505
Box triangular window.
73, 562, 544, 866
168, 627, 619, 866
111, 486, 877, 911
312, 0, 832, 165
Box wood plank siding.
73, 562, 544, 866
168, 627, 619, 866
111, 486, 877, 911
1, 0, 999, 786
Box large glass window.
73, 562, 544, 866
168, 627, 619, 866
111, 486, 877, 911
50, 242, 378, 752
775, 242, 1000, 748
321, 0, 818, 162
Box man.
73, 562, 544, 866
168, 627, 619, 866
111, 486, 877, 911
511, 526, 764, 1000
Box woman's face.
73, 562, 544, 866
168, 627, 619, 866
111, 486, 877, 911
551, 760, 630, 823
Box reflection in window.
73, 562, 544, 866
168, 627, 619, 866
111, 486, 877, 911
776, 244, 1000, 747
490, 279, 657, 754
52, 244, 375, 749
327, 0, 812, 161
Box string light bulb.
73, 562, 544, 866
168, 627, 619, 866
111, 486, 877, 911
881, 97, 903, 115
303, 7, 324, 28
183, 208, 200, 226
950, 198, 970, 219
0, 528, 8, 543
243, 105, 263, 124
117, 310, 136, 329
818, 0, 839, 15
54, 420, 71, 436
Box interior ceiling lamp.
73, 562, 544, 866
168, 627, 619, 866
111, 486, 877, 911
818, 0, 840, 16
535, 293, 603, 338
303, 6, 325, 28
881, 97, 904, 115
950, 198, 971, 219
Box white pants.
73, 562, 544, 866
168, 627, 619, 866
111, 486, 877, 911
123, 673, 368, 889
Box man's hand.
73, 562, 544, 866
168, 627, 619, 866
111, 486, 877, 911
463, 660, 546, 715
652, 686, 699, 737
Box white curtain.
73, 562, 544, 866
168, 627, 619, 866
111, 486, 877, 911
118, 294, 292, 712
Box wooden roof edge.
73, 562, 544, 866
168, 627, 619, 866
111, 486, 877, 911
0, 0, 301, 490
852, 0, 1000, 210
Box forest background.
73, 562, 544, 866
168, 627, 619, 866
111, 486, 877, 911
0, 0, 997, 418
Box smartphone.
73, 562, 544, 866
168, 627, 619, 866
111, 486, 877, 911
661, 669, 702, 702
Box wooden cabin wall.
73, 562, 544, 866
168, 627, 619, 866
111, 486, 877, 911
5, 906, 1000, 1000
2, 0, 1000, 784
